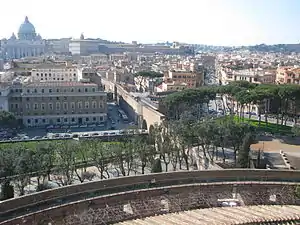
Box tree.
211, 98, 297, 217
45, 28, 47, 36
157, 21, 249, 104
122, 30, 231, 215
54, 141, 77, 186
89, 140, 111, 179
238, 133, 254, 168
14, 147, 35, 195
0, 147, 16, 200
0, 111, 18, 128
292, 125, 300, 137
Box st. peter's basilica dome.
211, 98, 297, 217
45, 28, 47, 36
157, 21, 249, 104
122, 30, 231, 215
18, 16, 37, 40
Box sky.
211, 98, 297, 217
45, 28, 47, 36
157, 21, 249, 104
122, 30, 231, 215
0, 0, 300, 46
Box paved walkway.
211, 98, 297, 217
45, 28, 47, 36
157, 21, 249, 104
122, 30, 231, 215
251, 139, 300, 155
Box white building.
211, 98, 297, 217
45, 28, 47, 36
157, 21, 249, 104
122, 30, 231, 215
31, 62, 78, 82
0, 16, 46, 59
69, 34, 100, 56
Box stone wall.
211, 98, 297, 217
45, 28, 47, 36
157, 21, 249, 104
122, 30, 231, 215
1, 182, 298, 225
0, 169, 299, 223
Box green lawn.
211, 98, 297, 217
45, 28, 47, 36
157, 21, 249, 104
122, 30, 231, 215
234, 116, 292, 135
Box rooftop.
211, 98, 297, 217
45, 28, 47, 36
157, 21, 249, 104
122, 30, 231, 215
25, 81, 97, 87
116, 205, 300, 225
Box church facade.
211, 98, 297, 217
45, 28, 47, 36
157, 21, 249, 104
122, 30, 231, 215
0, 16, 46, 59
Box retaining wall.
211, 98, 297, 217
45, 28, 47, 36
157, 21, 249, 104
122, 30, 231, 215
0, 170, 299, 223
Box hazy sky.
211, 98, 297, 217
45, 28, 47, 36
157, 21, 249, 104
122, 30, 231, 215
1, 0, 299, 46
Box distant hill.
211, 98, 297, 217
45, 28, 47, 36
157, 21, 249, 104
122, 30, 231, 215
236, 44, 300, 53
194, 43, 300, 53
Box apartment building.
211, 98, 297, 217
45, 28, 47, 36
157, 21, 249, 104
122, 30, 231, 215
276, 66, 300, 84
31, 62, 78, 82
219, 68, 276, 85
8, 81, 107, 127
166, 70, 204, 88
156, 81, 186, 92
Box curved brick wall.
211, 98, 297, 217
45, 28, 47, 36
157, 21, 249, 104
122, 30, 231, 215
0, 169, 299, 224
1, 182, 298, 225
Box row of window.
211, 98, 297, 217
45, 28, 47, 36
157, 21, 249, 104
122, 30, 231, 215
11, 101, 104, 110
27, 116, 104, 124
35, 73, 77, 77
39, 78, 76, 81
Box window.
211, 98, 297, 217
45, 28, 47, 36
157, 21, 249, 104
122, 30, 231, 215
99, 101, 103, 108
15, 104, 18, 109
71, 102, 75, 109
57, 118, 61, 123
41, 89, 44, 93
92, 101, 96, 109
71, 118, 75, 122
27, 89, 30, 93
92, 88, 95, 92
27, 119, 31, 124
34, 89, 37, 93
93, 117, 96, 121
85, 102, 89, 109
49, 89, 52, 93
41, 103, 45, 110
35, 119, 38, 124
26, 103, 30, 109
64, 96, 67, 100
71, 88, 74, 92
64, 118, 68, 123
86, 117, 89, 122
78, 88, 81, 92
85, 88, 88, 92
26, 97, 30, 101
49, 103, 53, 110
34, 103, 38, 110
56, 97, 60, 100
56, 102, 60, 110
56, 89, 59, 93
78, 102, 82, 109
10, 104, 14, 109
42, 119, 46, 123
63, 102, 68, 110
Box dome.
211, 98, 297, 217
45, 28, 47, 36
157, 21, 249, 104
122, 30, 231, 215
9, 33, 17, 40
18, 16, 37, 40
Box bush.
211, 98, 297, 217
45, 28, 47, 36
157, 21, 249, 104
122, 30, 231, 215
151, 158, 162, 173
0, 181, 14, 200
295, 186, 300, 198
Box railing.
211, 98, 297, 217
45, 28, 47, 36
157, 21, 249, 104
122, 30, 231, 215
0, 169, 299, 222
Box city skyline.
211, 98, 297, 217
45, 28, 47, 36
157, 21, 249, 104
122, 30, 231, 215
1, 0, 300, 46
